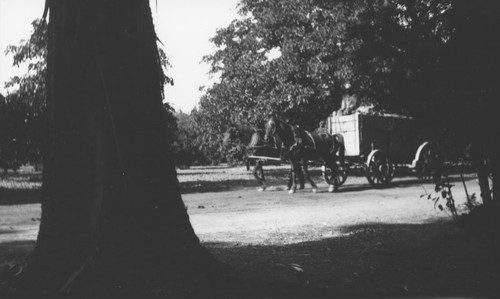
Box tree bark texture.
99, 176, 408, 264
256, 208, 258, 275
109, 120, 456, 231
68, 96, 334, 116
21, 0, 217, 293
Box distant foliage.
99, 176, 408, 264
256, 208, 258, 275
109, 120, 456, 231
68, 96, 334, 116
1, 20, 47, 172
170, 110, 211, 168
0, 96, 30, 172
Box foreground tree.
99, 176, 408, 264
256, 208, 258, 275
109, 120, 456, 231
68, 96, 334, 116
19, 1, 225, 294
443, 0, 499, 204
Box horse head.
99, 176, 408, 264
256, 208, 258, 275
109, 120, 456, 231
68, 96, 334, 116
223, 123, 259, 149
263, 116, 278, 144
222, 125, 237, 148
264, 115, 297, 147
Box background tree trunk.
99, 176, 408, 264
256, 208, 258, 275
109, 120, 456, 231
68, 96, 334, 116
21, 0, 222, 293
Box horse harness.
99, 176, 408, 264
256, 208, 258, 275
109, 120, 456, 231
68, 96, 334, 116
291, 125, 318, 150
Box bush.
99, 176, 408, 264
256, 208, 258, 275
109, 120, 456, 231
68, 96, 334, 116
0, 96, 44, 173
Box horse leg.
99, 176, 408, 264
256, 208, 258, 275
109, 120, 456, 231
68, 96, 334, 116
287, 169, 293, 190
285, 151, 293, 190
302, 160, 318, 193
297, 161, 305, 189
258, 162, 267, 191
298, 163, 305, 189
337, 135, 346, 167
253, 161, 267, 191
288, 160, 298, 194
326, 159, 339, 193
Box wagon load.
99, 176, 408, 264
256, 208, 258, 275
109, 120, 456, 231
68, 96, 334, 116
326, 112, 440, 187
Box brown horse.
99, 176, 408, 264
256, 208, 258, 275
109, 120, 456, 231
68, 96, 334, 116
264, 116, 344, 193
222, 124, 304, 191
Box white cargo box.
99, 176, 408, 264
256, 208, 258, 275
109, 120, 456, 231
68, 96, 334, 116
327, 113, 423, 162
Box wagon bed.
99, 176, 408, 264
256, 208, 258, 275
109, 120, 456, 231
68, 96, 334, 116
326, 112, 439, 187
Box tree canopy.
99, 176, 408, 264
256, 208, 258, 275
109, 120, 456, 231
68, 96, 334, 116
196, 0, 499, 166
201, 0, 354, 131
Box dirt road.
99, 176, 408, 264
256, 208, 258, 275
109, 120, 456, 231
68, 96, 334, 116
3, 167, 495, 297
185, 175, 476, 245
0, 167, 478, 246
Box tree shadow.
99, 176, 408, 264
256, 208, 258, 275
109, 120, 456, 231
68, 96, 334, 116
180, 179, 263, 194
0, 241, 35, 294
178, 170, 473, 194
203, 221, 498, 297
179, 167, 298, 194
0, 222, 496, 297
0, 189, 42, 206
334, 183, 374, 193
178, 165, 233, 171
0, 229, 25, 236
0, 241, 35, 259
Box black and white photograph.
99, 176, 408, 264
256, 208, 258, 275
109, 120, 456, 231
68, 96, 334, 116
1, 0, 498, 297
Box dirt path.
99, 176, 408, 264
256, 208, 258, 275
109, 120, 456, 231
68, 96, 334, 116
185, 176, 476, 245
2, 168, 494, 297
0, 167, 477, 246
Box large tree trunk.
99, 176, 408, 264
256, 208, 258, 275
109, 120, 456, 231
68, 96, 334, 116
21, 0, 223, 294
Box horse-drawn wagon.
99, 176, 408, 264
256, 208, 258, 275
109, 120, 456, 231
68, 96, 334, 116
326, 112, 441, 187
223, 125, 294, 191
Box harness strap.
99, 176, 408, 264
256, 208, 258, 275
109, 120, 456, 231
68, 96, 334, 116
305, 130, 316, 149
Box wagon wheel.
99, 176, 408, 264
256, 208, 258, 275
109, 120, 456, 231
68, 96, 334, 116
415, 142, 441, 183
365, 149, 394, 187
322, 163, 348, 187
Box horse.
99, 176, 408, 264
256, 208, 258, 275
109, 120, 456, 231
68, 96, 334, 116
263, 116, 345, 193
222, 124, 304, 191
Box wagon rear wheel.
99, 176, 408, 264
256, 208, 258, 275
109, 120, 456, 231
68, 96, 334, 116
365, 149, 394, 187
322, 163, 348, 187
415, 142, 441, 183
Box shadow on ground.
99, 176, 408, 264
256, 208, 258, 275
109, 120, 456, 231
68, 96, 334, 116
179, 166, 474, 194
0, 241, 35, 287
0, 189, 42, 206
1, 166, 476, 199
179, 167, 296, 194
204, 221, 499, 297
0, 221, 497, 297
